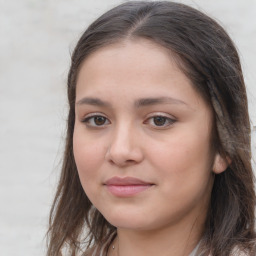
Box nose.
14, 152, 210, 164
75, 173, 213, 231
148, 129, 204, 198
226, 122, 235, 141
105, 124, 144, 167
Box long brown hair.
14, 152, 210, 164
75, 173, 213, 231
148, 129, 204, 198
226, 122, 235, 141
47, 1, 256, 255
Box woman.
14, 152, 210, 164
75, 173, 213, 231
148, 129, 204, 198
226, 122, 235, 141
47, 1, 256, 255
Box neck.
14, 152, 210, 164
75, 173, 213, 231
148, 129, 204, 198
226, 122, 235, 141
112, 211, 206, 256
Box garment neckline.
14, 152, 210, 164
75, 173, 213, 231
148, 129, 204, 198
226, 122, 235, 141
104, 230, 201, 256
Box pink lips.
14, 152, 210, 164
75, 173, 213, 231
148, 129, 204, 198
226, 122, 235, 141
104, 176, 153, 197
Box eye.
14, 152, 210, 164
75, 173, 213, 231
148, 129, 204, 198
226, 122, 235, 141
82, 114, 110, 127
145, 115, 176, 128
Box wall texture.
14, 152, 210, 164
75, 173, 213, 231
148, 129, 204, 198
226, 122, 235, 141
0, 0, 255, 255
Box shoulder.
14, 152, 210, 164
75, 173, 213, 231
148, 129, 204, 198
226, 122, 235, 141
207, 247, 252, 256
83, 231, 117, 256
83, 247, 97, 256
230, 246, 251, 256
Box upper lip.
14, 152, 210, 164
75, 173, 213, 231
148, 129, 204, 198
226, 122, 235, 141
104, 176, 153, 186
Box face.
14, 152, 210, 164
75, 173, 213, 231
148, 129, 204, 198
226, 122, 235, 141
73, 39, 220, 231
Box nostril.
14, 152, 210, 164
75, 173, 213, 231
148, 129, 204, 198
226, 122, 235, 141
104, 137, 144, 166
108, 158, 137, 167
127, 159, 136, 163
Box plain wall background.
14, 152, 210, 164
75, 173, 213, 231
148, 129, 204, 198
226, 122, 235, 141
0, 1, 255, 255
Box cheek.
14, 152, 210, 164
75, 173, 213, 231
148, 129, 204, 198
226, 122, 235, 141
146, 125, 214, 194
146, 134, 213, 218
150, 134, 212, 171
73, 126, 106, 184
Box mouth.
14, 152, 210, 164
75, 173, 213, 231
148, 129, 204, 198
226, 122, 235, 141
104, 176, 154, 197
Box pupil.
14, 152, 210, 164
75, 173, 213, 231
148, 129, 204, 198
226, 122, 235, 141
94, 116, 106, 125
154, 116, 166, 126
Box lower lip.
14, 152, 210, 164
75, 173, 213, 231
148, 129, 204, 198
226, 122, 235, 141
105, 184, 152, 197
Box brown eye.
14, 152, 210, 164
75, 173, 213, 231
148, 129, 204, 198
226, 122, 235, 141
144, 115, 176, 128
94, 116, 107, 125
82, 115, 110, 127
153, 116, 167, 126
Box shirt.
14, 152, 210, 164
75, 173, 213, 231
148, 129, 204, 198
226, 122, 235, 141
88, 231, 201, 256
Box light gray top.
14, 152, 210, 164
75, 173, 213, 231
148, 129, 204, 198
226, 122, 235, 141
90, 231, 201, 256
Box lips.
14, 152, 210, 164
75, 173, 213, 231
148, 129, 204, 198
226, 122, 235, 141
104, 176, 154, 197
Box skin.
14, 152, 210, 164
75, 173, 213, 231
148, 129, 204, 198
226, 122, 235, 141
73, 39, 227, 256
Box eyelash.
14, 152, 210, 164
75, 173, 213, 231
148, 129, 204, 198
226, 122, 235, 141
144, 115, 176, 128
82, 114, 110, 127
81, 113, 176, 128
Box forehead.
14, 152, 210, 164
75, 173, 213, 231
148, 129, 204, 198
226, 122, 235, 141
76, 39, 208, 110
77, 39, 188, 88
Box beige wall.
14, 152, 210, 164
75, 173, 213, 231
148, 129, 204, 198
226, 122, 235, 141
0, 1, 255, 255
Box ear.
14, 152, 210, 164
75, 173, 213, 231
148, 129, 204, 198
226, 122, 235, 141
212, 153, 231, 174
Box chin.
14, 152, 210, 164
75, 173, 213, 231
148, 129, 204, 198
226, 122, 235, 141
103, 211, 169, 232
102, 210, 152, 230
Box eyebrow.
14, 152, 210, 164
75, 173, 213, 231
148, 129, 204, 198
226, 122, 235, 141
76, 96, 188, 108
76, 97, 111, 107
134, 97, 187, 107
